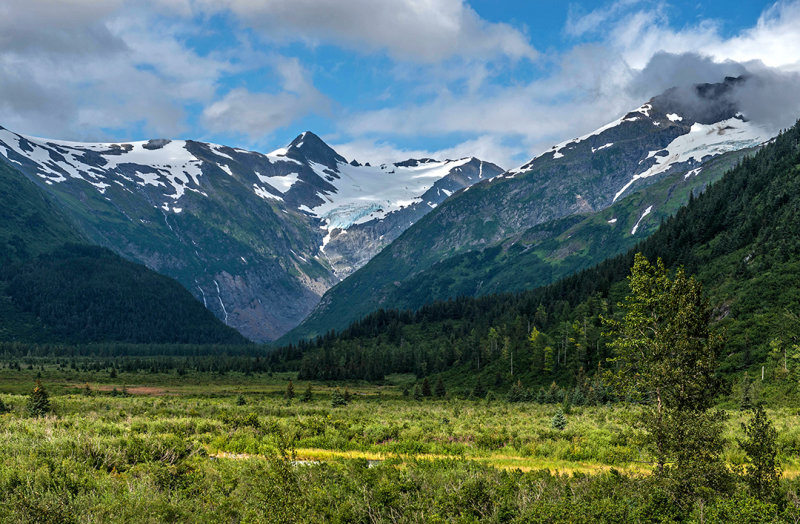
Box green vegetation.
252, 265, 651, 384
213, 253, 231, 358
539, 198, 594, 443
0, 160, 247, 345
285, 145, 754, 344
0, 365, 799, 522
279, 121, 800, 397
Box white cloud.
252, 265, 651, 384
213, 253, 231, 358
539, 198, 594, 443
0, 1, 230, 139
331, 134, 516, 170
1, 0, 799, 171
202, 57, 329, 139
196, 0, 537, 63
338, 0, 800, 169
0, 0, 328, 142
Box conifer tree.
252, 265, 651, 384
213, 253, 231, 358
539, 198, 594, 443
739, 404, 781, 502
471, 379, 486, 399
27, 380, 51, 417
413, 384, 423, 400
301, 383, 313, 402
551, 408, 567, 430
421, 377, 432, 397
331, 389, 347, 407
434, 377, 446, 398
285, 379, 295, 400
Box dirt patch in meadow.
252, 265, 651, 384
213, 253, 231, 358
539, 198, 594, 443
70, 384, 173, 396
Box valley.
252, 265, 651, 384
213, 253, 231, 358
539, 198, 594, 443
2, 1, 800, 519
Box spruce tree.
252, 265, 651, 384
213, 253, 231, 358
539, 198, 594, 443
0, 397, 9, 414
435, 377, 446, 398
507, 380, 527, 403
413, 385, 423, 400
421, 377, 432, 397
471, 379, 486, 399
331, 389, 347, 407
27, 380, 51, 417
739, 404, 781, 501
551, 408, 567, 430
301, 383, 313, 402
285, 379, 295, 400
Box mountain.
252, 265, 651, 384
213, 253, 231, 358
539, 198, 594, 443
327, 146, 756, 317
277, 118, 800, 385
0, 159, 246, 344
283, 77, 771, 343
0, 127, 501, 341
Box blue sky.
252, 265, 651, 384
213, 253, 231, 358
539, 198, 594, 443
1, 0, 799, 168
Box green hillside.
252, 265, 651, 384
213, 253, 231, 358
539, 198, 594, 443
276, 121, 800, 391
284, 147, 754, 343
0, 159, 248, 344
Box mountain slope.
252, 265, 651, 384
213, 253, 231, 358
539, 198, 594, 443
284, 77, 770, 342
277, 119, 800, 385
0, 127, 500, 340
0, 159, 246, 344
336, 146, 755, 316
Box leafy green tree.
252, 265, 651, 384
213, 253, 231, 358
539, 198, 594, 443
606, 254, 728, 498
738, 404, 781, 502
27, 380, 51, 417
543, 345, 554, 374
551, 408, 567, 430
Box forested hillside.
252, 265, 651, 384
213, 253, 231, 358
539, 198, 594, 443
277, 120, 800, 391
282, 147, 753, 343
0, 160, 248, 344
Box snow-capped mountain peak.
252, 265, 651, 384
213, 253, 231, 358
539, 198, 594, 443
507, 75, 768, 203
285, 131, 346, 170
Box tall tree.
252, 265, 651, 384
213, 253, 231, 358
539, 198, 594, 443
739, 404, 782, 502
605, 254, 728, 500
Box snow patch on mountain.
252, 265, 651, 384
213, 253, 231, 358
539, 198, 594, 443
265, 172, 301, 192
309, 157, 473, 231
613, 117, 767, 202
592, 143, 614, 153
631, 206, 653, 235
0, 127, 205, 202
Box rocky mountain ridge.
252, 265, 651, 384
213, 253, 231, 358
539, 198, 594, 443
0, 127, 501, 340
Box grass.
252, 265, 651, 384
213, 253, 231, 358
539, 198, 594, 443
1, 366, 800, 521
